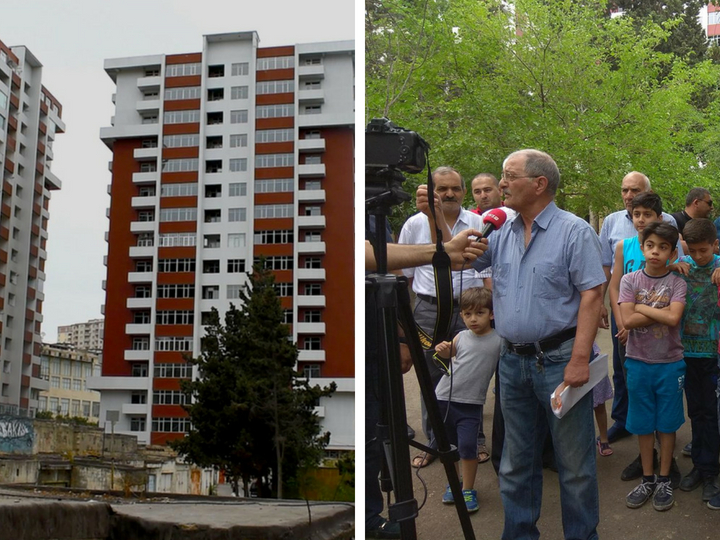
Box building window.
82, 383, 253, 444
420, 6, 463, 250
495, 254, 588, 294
256, 154, 294, 168
283, 309, 293, 324
227, 259, 246, 273
165, 63, 201, 77
304, 81, 321, 90
304, 130, 322, 139
202, 285, 219, 299
164, 87, 201, 101
132, 337, 150, 350
227, 233, 246, 248
141, 114, 159, 124
162, 158, 199, 172
163, 110, 200, 124
257, 56, 295, 70
256, 256, 293, 270
205, 185, 222, 198
304, 180, 322, 190
131, 391, 147, 404
231, 62, 249, 76
204, 209, 221, 223
229, 158, 248, 172
136, 232, 153, 246
305, 206, 322, 216
159, 232, 196, 247
154, 363, 193, 378
152, 417, 192, 433
203, 260, 220, 274
228, 208, 247, 222
304, 257, 322, 269
303, 337, 322, 350
230, 110, 249, 124
305, 231, 322, 242
155, 337, 194, 351
305, 155, 322, 165
130, 417, 146, 432
228, 182, 247, 196
207, 88, 224, 101
206, 160, 222, 173
303, 364, 321, 378
51, 376, 60, 389
158, 259, 196, 272
163, 134, 200, 148
305, 283, 322, 296
204, 234, 221, 248
255, 204, 293, 219
207, 111, 223, 125
140, 162, 157, 172
133, 311, 151, 324
276, 283, 294, 297
255, 178, 293, 193
208, 64, 225, 78
153, 390, 188, 405
256, 128, 294, 143
256, 104, 294, 119
227, 284, 242, 299
136, 260, 153, 272
160, 207, 197, 222
255, 230, 293, 244
229, 134, 248, 148
302, 105, 322, 115
256, 80, 295, 95
156, 311, 194, 325
157, 284, 195, 298
231, 86, 249, 99
304, 310, 322, 323
60, 399, 70, 415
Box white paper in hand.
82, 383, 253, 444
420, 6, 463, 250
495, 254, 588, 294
550, 354, 609, 419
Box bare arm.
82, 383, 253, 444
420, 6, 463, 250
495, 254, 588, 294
619, 301, 656, 329
564, 284, 602, 388
634, 302, 685, 327
608, 242, 627, 342
599, 265, 611, 329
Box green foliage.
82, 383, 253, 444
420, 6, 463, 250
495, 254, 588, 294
35, 411, 54, 419
171, 260, 335, 499
366, 0, 720, 234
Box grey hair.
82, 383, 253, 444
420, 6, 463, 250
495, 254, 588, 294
505, 149, 560, 195
686, 187, 711, 207
432, 166, 465, 190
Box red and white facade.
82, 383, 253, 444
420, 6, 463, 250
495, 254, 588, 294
0, 39, 64, 416
92, 32, 354, 453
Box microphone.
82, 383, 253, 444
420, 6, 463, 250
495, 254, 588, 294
477, 208, 508, 240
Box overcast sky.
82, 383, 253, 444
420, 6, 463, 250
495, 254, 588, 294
1, 0, 355, 342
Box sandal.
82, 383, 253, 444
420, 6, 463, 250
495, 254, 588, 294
412, 453, 435, 468
597, 438, 613, 457
477, 444, 490, 463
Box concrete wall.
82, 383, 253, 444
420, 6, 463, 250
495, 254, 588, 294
0, 416, 35, 454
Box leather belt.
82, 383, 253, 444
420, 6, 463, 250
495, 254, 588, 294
506, 327, 577, 356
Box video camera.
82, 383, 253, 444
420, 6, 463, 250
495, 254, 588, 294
366, 118, 429, 174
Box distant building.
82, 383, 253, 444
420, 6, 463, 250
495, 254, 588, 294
38, 343, 101, 423
0, 38, 65, 417
91, 31, 354, 453
57, 318, 104, 350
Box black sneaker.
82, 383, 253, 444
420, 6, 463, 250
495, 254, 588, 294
682, 442, 692, 456
621, 450, 658, 481
626, 476, 656, 508
367, 519, 401, 539
652, 479, 674, 511
708, 492, 720, 510
702, 476, 720, 502
679, 467, 702, 492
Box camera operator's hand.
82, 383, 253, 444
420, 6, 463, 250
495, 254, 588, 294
416, 184, 451, 242
445, 229, 487, 270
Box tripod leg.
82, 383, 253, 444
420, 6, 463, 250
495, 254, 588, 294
396, 277, 477, 540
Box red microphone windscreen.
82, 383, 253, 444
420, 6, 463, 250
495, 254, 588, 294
483, 208, 508, 229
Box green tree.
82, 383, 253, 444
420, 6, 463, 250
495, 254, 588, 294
366, 0, 720, 231
172, 261, 335, 499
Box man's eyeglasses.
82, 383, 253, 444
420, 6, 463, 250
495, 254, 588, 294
501, 172, 540, 182
705, 199, 714, 208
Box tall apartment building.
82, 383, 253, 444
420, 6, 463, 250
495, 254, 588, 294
92, 32, 354, 453
0, 39, 64, 416
57, 318, 104, 350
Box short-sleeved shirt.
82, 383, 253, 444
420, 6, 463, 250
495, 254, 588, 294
599, 210, 680, 270
398, 209, 484, 295
622, 235, 645, 274
471, 202, 606, 343
677, 254, 720, 358
435, 329, 501, 405
618, 270, 686, 364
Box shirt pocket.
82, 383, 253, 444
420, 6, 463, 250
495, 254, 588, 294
493, 263, 511, 297
532, 263, 567, 300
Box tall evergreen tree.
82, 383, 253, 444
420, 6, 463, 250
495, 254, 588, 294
172, 261, 335, 498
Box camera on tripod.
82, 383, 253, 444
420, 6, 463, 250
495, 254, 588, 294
366, 118, 429, 174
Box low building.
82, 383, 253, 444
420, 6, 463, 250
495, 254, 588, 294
38, 344, 102, 423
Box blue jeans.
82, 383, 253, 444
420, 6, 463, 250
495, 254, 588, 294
499, 339, 599, 540
609, 313, 628, 429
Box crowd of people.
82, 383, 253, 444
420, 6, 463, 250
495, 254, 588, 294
365, 149, 720, 540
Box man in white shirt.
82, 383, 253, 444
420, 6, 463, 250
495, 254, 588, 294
398, 166, 484, 467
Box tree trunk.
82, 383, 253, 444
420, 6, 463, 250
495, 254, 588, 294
274, 380, 283, 499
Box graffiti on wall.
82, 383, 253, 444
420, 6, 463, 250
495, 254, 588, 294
0, 415, 34, 454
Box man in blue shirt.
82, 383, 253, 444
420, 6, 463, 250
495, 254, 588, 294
472, 149, 604, 540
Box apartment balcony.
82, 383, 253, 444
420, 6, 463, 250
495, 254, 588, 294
298, 64, 325, 80
298, 89, 325, 105
133, 147, 159, 160
87, 375, 148, 391
297, 241, 326, 254
130, 220, 155, 233
122, 403, 149, 415
131, 195, 158, 208
101, 123, 160, 148
298, 163, 325, 178
298, 111, 355, 129
298, 138, 325, 153
44, 168, 62, 191
126, 323, 152, 334
129, 245, 154, 258
297, 268, 325, 281
296, 295, 326, 307
297, 215, 326, 229
124, 349, 152, 361
127, 271, 153, 283
127, 297, 153, 309
297, 189, 325, 203
298, 350, 326, 362
136, 99, 160, 114
136, 75, 162, 91
132, 171, 158, 184
296, 322, 326, 334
